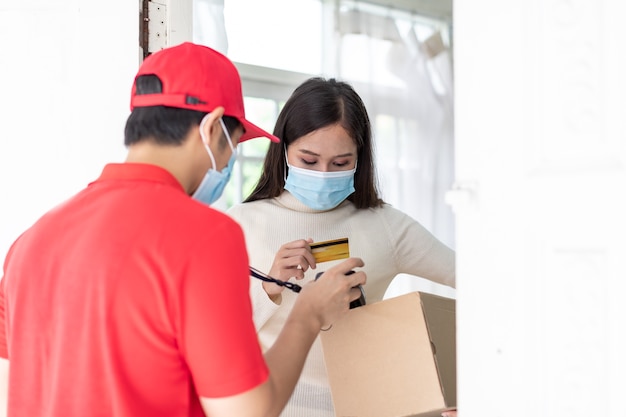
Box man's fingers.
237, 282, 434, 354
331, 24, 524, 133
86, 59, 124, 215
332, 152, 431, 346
331, 257, 364, 275
349, 285, 365, 303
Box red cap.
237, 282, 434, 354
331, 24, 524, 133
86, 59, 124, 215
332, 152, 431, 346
130, 42, 279, 143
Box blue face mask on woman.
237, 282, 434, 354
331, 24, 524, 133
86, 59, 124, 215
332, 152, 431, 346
192, 117, 237, 205
284, 163, 356, 211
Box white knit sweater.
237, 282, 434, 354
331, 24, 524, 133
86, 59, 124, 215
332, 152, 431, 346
227, 191, 455, 417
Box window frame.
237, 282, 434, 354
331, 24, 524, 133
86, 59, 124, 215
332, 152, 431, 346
222, 63, 315, 207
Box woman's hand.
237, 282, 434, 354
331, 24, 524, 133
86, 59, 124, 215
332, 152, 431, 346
263, 238, 317, 299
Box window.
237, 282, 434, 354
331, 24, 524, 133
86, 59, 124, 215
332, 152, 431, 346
193, 1, 455, 253
223, 0, 324, 74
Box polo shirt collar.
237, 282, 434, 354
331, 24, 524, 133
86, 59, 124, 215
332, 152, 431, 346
93, 163, 185, 192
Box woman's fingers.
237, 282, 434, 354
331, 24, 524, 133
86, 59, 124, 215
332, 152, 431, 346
270, 239, 317, 280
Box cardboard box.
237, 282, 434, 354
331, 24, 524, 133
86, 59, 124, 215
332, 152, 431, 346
320, 291, 456, 417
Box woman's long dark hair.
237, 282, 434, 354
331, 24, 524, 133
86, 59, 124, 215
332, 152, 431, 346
244, 77, 384, 209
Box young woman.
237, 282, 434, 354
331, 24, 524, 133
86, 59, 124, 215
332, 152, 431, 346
227, 77, 456, 417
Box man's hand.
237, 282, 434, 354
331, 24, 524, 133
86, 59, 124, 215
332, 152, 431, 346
295, 257, 366, 331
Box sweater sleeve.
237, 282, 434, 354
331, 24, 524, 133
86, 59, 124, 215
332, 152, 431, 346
381, 205, 456, 288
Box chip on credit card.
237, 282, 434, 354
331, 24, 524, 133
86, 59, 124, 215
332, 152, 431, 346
310, 238, 349, 263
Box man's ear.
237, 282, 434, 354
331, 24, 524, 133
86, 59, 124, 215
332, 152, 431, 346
199, 107, 225, 146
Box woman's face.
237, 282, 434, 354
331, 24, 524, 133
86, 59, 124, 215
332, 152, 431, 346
286, 123, 357, 172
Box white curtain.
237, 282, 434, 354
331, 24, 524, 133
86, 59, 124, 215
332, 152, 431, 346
336, 8, 455, 248
389, 27, 456, 251
334, 5, 456, 298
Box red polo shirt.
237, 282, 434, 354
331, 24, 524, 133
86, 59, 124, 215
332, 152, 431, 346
0, 163, 268, 417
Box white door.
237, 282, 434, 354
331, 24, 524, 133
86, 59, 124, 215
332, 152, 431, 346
453, 1, 626, 416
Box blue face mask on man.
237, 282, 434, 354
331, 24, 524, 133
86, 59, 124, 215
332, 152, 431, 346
192, 116, 237, 205
284, 162, 356, 211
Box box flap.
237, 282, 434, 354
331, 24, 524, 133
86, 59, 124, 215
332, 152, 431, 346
321, 292, 454, 417
420, 292, 457, 408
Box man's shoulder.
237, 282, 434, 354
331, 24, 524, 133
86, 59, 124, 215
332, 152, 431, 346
184, 200, 244, 228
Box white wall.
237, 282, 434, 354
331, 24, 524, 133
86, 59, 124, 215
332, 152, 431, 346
0, 1, 138, 258
454, 1, 626, 416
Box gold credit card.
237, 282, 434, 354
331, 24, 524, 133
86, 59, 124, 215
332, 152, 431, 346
310, 238, 349, 263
